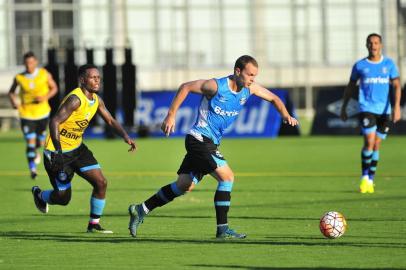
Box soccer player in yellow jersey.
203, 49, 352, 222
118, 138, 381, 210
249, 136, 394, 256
31, 64, 136, 233
8, 52, 58, 179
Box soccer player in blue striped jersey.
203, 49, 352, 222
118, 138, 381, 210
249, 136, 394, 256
341, 33, 402, 193
128, 55, 298, 239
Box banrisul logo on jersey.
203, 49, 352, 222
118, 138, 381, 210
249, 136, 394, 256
214, 106, 239, 117
363, 76, 389, 84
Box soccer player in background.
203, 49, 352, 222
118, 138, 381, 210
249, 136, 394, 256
31, 64, 136, 233
8, 52, 58, 179
128, 55, 298, 239
341, 33, 402, 193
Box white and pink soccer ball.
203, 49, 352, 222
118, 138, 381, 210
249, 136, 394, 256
319, 211, 347, 239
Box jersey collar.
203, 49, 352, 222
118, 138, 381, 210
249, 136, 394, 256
366, 55, 384, 64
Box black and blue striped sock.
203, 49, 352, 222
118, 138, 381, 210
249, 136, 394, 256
369, 151, 379, 181
214, 181, 233, 226
26, 143, 36, 171
144, 181, 185, 213
361, 149, 373, 177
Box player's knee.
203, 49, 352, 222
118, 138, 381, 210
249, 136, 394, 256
95, 178, 107, 192
176, 175, 194, 192
59, 197, 71, 206
185, 182, 195, 192
229, 174, 235, 182
178, 181, 193, 192
54, 191, 71, 205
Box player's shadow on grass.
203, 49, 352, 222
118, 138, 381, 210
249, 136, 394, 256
187, 265, 405, 270
2, 231, 406, 250
25, 213, 406, 222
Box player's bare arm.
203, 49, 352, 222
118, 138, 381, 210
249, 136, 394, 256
28, 72, 57, 103
38, 72, 58, 103
50, 95, 81, 152
250, 83, 298, 126
161, 79, 218, 136
391, 77, 402, 123
8, 79, 19, 109
97, 97, 136, 152
340, 80, 357, 121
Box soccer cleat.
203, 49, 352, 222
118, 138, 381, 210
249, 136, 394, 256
216, 228, 247, 239
30, 170, 38, 180
31, 186, 48, 213
128, 204, 144, 237
359, 176, 374, 194
366, 181, 375, 193
34, 152, 41, 165
87, 223, 113, 234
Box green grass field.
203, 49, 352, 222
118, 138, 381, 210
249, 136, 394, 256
1, 132, 406, 269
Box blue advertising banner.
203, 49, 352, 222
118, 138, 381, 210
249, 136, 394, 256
85, 89, 299, 138
135, 89, 290, 138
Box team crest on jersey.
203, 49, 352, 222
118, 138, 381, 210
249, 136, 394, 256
363, 68, 369, 74
239, 97, 247, 105
85, 112, 91, 119
382, 67, 388, 74
75, 119, 89, 128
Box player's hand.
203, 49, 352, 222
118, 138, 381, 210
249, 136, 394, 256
34, 95, 47, 103
340, 108, 348, 121
50, 150, 64, 172
392, 106, 401, 123
283, 115, 299, 126
161, 114, 176, 137
125, 137, 136, 152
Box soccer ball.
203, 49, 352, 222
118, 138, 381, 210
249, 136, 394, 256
319, 211, 347, 239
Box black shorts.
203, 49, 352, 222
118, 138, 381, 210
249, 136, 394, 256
359, 112, 391, 138
20, 118, 48, 140
177, 134, 227, 183
44, 144, 100, 191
